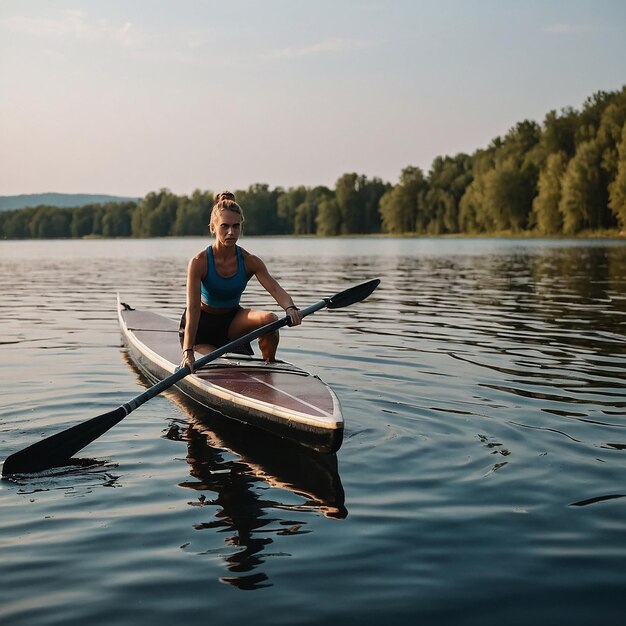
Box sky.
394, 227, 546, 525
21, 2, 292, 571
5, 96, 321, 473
1, 0, 625, 198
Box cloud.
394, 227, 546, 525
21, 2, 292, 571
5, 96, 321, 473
263, 37, 374, 60
543, 23, 603, 35
1, 11, 216, 66
1, 10, 141, 47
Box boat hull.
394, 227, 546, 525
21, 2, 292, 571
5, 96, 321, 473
118, 297, 343, 453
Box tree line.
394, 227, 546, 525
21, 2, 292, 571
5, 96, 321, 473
2, 86, 625, 240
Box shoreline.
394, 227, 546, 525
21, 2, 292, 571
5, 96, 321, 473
1, 230, 624, 242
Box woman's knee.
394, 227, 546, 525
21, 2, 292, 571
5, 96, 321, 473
261, 311, 278, 325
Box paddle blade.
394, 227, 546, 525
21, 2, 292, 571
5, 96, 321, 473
2, 407, 127, 476
327, 278, 380, 309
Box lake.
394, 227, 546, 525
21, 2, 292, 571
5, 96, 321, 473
1, 236, 625, 625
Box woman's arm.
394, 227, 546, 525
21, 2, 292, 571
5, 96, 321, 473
181, 251, 206, 370
246, 253, 302, 326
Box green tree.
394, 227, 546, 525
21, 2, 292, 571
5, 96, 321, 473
483, 158, 534, 231
277, 186, 307, 233
535, 108, 578, 164
334, 173, 362, 234
132, 189, 179, 237
360, 176, 389, 233
461, 122, 540, 233
608, 122, 626, 230
0, 208, 35, 238
294, 186, 333, 235
424, 154, 472, 234
601, 94, 626, 149
92, 205, 104, 236
559, 140, 609, 233
379, 166, 427, 233
236, 184, 286, 235
173, 189, 213, 236
71, 205, 95, 238
316, 197, 341, 236
30, 206, 72, 238
488, 122, 540, 231
459, 149, 495, 232
596, 88, 626, 207
333, 173, 388, 234
102, 202, 135, 237
576, 90, 614, 144
532, 152, 567, 234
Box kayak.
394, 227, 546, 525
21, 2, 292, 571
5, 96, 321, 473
117, 295, 344, 453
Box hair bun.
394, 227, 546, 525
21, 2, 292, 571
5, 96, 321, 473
216, 191, 236, 203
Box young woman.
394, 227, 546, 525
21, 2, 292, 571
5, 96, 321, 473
179, 191, 302, 372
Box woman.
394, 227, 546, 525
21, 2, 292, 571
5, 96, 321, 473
179, 191, 302, 372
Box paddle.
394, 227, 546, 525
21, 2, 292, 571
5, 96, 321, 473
2, 279, 380, 476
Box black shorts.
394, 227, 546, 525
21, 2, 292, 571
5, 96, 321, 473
179, 307, 254, 355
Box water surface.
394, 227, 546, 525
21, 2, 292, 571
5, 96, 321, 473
1, 237, 625, 625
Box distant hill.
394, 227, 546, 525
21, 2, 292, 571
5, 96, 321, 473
0, 193, 140, 211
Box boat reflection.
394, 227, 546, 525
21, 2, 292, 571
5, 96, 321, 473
168, 396, 347, 589
121, 350, 347, 589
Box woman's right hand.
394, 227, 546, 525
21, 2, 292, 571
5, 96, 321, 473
181, 349, 195, 373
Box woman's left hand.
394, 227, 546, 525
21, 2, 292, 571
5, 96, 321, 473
181, 350, 195, 373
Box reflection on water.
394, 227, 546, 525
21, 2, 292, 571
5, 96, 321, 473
177, 417, 346, 590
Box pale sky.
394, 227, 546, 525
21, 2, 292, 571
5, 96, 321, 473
1, 0, 625, 197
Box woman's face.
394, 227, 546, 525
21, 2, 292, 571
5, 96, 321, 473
212, 209, 242, 245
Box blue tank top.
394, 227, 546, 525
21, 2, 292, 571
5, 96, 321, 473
201, 245, 250, 308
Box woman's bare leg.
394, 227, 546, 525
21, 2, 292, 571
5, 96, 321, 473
229, 308, 279, 361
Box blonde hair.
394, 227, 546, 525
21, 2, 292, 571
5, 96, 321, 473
209, 191, 245, 233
